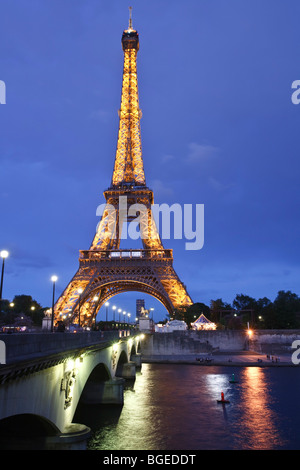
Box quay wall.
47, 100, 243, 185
249, 330, 300, 355
141, 330, 248, 357
141, 330, 300, 357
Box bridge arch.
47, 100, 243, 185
116, 349, 128, 377
75, 280, 173, 326
77, 362, 113, 407
85, 362, 111, 382
95, 281, 173, 315
129, 342, 137, 357
0, 413, 60, 450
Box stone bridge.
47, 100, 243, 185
0, 330, 143, 449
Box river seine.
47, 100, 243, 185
74, 363, 300, 451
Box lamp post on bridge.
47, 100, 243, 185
112, 305, 116, 328
150, 308, 155, 328
105, 302, 109, 323
50, 275, 58, 332
0, 250, 9, 312
118, 308, 122, 329
112, 305, 116, 321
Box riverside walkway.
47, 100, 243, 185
142, 350, 297, 366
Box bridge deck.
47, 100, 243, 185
0, 331, 132, 384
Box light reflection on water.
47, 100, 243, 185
233, 368, 284, 449
74, 364, 300, 450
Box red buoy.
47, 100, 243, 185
217, 391, 230, 404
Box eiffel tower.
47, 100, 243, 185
54, 10, 192, 327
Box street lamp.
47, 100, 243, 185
123, 311, 126, 328
112, 305, 116, 322
0, 250, 9, 309
105, 302, 109, 322
50, 275, 58, 332
118, 308, 122, 329
78, 288, 83, 327
127, 313, 131, 324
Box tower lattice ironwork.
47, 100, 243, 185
54, 12, 192, 327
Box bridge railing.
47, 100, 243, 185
0, 330, 125, 365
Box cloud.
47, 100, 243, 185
185, 142, 219, 164
5, 246, 55, 276
149, 179, 174, 198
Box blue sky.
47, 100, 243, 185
0, 0, 300, 322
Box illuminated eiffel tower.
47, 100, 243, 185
54, 10, 192, 327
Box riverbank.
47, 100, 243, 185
142, 350, 298, 367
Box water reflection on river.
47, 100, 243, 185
74, 364, 300, 450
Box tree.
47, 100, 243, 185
4, 295, 45, 327
227, 315, 243, 329
0, 299, 10, 314
272, 290, 300, 329
232, 294, 257, 311
0, 300, 14, 326
232, 294, 259, 327
11, 295, 42, 314
256, 297, 273, 328
173, 302, 210, 328
186, 302, 211, 327
210, 298, 232, 324
14, 314, 34, 328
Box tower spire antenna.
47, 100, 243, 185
128, 6, 133, 30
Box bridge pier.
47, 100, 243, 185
0, 421, 92, 451
116, 361, 136, 379
81, 377, 125, 405
45, 423, 91, 450
131, 353, 142, 369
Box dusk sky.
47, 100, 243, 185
1, 0, 300, 322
